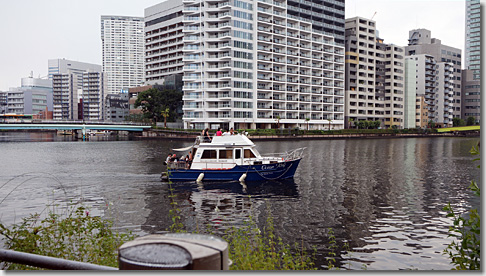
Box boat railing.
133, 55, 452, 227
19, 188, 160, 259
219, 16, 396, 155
260, 147, 306, 161
195, 136, 212, 145
285, 147, 306, 160
167, 161, 191, 170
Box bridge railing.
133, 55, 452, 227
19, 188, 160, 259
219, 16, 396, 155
1, 120, 152, 126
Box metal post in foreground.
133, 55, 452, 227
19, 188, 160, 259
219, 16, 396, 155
118, 233, 229, 270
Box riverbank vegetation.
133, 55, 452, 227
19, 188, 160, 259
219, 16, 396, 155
0, 204, 135, 270
443, 143, 480, 270
133, 88, 182, 124
152, 126, 440, 136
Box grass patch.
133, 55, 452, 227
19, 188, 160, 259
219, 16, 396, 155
436, 126, 480, 133
0, 204, 135, 270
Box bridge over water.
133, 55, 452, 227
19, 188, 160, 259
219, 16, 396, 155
0, 122, 152, 132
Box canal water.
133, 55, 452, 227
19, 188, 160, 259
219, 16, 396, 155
0, 132, 480, 270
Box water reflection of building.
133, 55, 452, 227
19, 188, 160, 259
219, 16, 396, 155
141, 179, 299, 235
340, 138, 479, 270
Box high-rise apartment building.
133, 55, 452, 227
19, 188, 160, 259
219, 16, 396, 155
52, 74, 78, 120
145, 0, 346, 130
48, 59, 102, 87
49, 59, 102, 121
461, 69, 480, 123
344, 17, 404, 128
82, 72, 106, 121
465, 0, 480, 80
144, 2, 184, 85
101, 16, 145, 94
403, 59, 417, 129
406, 54, 454, 127
286, 0, 345, 45
405, 29, 462, 119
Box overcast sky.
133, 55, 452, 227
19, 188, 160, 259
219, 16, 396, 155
0, 0, 467, 91
345, 0, 466, 50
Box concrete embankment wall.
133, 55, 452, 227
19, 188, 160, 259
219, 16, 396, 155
140, 129, 479, 140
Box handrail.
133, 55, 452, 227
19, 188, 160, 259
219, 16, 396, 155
0, 233, 229, 270
0, 249, 117, 270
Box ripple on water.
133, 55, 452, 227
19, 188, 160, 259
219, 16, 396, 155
0, 135, 480, 270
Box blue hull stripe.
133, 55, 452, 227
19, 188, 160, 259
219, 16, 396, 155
167, 159, 301, 182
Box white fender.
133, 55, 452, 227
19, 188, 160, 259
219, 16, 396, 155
239, 173, 247, 182
197, 173, 204, 182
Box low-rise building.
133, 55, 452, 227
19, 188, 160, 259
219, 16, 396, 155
6, 77, 53, 117
105, 93, 129, 122
0, 92, 7, 114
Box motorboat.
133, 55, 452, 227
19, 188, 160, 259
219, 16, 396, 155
161, 133, 305, 182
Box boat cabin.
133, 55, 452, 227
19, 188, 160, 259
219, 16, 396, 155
169, 134, 285, 171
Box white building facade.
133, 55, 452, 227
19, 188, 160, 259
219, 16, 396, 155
144, 2, 184, 85
405, 29, 462, 119
82, 72, 106, 121
144, 0, 345, 130
406, 54, 454, 127
101, 16, 145, 94
185, 0, 345, 130
465, 0, 480, 80
49, 59, 102, 121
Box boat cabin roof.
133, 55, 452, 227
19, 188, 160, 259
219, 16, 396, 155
198, 134, 255, 147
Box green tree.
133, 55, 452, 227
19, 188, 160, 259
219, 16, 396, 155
134, 88, 182, 125
161, 108, 170, 128
466, 116, 476, 126
348, 118, 354, 129
305, 118, 310, 131
428, 120, 436, 129
453, 118, 466, 127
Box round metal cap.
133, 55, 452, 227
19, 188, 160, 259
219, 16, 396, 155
119, 243, 192, 270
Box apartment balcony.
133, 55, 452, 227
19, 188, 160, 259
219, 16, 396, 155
182, 7, 201, 14
182, 85, 202, 92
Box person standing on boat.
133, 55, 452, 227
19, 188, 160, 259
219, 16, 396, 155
165, 154, 171, 165
203, 128, 211, 142
184, 155, 190, 169
229, 128, 235, 135
187, 151, 193, 169
216, 128, 223, 136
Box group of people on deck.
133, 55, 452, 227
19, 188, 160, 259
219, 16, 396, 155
166, 128, 239, 169
166, 151, 193, 169
201, 127, 237, 142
